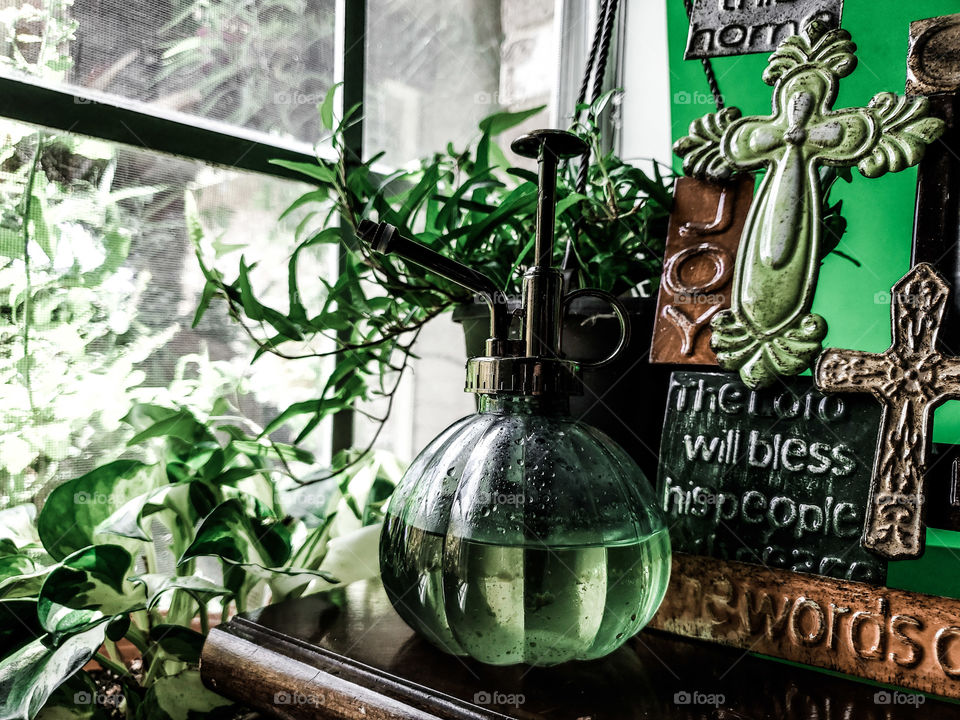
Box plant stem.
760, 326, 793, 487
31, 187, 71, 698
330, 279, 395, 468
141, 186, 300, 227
125, 625, 150, 655
95, 652, 131, 678
20, 135, 43, 416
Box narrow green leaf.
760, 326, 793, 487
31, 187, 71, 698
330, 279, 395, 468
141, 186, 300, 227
268, 160, 335, 185
478, 105, 546, 136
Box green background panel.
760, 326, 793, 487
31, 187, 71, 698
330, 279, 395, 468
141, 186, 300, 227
666, 0, 960, 587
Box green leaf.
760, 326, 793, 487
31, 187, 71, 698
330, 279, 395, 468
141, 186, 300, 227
236, 258, 263, 322
232, 440, 314, 465
318, 84, 340, 131
38, 461, 154, 561
0, 625, 106, 720
269, 160, 335, 185
149, 625, 205, 664
38, 546, 146, 634
180, 500, 334, 583
191, 281, 217, 328
0, 565, 52, 600
140, 670, 232, 720
127, 408, 214, 447
478, 105, 545, 136
130, 575, 231, 610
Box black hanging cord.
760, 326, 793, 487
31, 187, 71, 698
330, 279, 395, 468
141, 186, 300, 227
560, 0, 724, 276
575, 0, 619, 197
561, 0, 619, 273
682, 0, 724, 111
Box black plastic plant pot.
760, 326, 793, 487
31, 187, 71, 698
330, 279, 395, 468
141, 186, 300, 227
453, 295, 674, 484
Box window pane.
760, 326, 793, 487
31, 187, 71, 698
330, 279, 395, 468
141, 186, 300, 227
0, 0, 335, 144
357, 0, 559, 462
0, 119, 334, 507
364, 0, 556, 166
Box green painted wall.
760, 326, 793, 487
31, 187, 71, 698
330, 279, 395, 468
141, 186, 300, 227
665, 0, 960, 593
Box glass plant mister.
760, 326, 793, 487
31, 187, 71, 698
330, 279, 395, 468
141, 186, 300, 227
357, 130, 670, 666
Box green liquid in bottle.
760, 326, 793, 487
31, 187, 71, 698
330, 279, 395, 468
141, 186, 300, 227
380, 515, 671, 666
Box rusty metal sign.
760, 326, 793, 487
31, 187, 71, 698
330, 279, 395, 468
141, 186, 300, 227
684, 0, 844, 59
651, 176, 753, 365
651, 553, 960, 700
907, 13, 960, 96
815, 263, 960, 561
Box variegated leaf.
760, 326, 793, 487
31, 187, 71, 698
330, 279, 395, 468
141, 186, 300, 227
0, 626, 106, 720
37, 545, 146, 635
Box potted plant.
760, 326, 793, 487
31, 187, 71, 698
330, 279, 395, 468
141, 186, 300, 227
193, 89, 677, 480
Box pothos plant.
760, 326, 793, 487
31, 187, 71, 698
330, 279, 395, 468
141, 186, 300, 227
0, 401, 401, 719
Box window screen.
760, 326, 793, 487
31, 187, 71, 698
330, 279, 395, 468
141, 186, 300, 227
0, 119, 334, 508
0, 0, 336, 144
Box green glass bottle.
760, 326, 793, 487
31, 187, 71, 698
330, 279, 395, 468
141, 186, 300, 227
380, 394, 670, 665
357, 128, 671, 667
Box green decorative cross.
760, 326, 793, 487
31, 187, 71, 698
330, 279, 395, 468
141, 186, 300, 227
675, 20, 944, 389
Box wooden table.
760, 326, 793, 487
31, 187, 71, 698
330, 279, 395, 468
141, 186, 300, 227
201, 579, 960, 719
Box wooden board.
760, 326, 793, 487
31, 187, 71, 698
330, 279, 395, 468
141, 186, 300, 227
651, 553, 960, 699
200, 578, 960, 719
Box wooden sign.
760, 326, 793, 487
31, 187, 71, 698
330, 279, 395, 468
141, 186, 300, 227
657, 370, 885, 583
651, 176, 753, 365
651, 553, 960, 700
815, 263, 960, 560
675, 20, 944, 389
684, 0, 844, 59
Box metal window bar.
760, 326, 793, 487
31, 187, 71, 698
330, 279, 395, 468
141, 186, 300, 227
0, 72, 324, 181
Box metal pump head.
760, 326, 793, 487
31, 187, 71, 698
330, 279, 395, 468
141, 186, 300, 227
356, 129, 630, 397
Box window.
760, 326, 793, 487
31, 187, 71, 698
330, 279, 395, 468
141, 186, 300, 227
0, 0, 562, 506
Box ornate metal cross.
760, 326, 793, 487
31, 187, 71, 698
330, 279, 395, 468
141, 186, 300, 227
675, 20, 944, 389
815, 263, 960, 560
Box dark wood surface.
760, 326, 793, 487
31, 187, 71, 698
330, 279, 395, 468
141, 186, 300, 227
201, 577, 960, 719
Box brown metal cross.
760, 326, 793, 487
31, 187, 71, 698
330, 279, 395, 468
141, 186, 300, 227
815, 263, 960, 559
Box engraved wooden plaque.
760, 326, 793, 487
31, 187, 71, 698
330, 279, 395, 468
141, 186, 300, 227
651, 175, 753, 365
657, 370, 885, 583
651, 554, 960, 700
